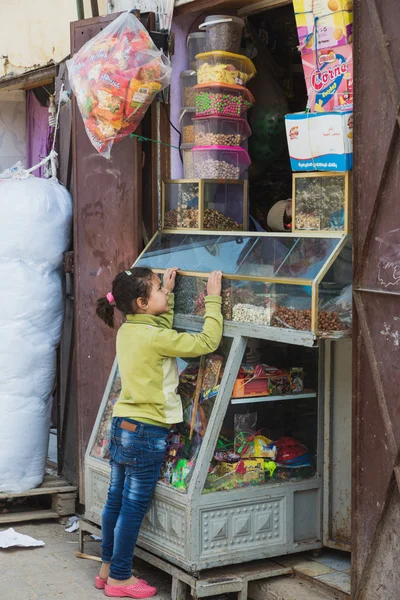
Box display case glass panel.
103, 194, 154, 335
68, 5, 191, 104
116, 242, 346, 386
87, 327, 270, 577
162, 180, 247, 231
317, 242, 352, 335
90, 363, 121, 462
203, 339, 318, 493
159, 337, 233, 493
293, 172, 350, 234
135, 232, 343, 278
163, 181, 200, 229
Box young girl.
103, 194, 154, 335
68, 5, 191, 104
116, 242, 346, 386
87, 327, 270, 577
96, 267, 223, 599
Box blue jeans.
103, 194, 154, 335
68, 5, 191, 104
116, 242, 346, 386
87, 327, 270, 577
101, 417, 169, 580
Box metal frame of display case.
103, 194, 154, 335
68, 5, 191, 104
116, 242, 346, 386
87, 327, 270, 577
134, 231, 351, 338
85, 331, 325, 573
161, 179, 249, 232
292, 172, 352, 236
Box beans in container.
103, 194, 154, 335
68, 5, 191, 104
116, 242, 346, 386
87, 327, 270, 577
199, 15, 245, 54
193, 115, 251, 147
192, 146, 250, 180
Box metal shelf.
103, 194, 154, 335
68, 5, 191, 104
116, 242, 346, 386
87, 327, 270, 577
231, 391, 317, 405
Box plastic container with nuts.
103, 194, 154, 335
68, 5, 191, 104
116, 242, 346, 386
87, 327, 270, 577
193, 146, 251, 179
181, 143, 195, 178
195, 83, 254, 117
179, 108, 196, 144
193, 115, 251, 147
181, 70, 197, 108
196, 51, 256, 86
187, 32, 206, 70
199, 15, 245, 54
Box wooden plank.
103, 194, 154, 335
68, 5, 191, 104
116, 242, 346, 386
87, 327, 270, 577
0, 65, 56, 91
0, 510, 59, 524
175, 0, 291, 16
0, 476, 77, 499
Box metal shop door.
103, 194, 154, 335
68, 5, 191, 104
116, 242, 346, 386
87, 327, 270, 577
353, 0, 400, 598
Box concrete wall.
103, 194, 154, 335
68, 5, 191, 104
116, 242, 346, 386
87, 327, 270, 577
0, 91, 26, 172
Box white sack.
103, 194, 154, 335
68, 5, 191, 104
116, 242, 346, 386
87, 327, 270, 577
0, 173, 72, 493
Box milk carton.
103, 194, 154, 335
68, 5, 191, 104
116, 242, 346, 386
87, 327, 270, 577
301, 45, 353, 113
285, 111, 353, 171
293, 0, 353, 54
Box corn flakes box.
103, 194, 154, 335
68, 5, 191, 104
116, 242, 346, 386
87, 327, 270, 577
301, 45, 353, 113
294, 0, 353, 54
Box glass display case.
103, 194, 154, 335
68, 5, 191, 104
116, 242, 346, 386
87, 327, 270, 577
162, 180, 248, 232
135, 231, 352, 338
85, 335, 324, 572
292, 172, 351, 234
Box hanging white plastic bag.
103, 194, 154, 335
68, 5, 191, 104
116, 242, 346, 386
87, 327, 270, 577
0, 171, 72, 493
67, 11, 172, 158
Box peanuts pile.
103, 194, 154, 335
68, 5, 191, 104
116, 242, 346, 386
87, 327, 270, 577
295, 213, 320, 230
183, 87, 196, 107
164, 208, 241, 230
232, 303, 270, 325
271, 306, 348, 332
164, 208, 198, 228
195, 158, 240, 179
195, 132, 242, 146
183, 125, 195, 144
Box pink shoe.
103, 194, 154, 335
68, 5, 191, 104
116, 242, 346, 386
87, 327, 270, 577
95, 576, 148, 590
95, 575, 107, 589
104, 580, 157, 598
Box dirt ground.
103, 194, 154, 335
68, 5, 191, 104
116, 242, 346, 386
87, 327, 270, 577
0, 521, 172, 600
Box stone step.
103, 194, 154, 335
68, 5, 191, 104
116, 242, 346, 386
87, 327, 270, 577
249, 575, 346, 600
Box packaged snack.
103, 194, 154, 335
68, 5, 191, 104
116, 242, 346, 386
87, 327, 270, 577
293, 0, 353, 54
67, 12, 171, 158
302, 45, 353, 113
285, 111, 353, 171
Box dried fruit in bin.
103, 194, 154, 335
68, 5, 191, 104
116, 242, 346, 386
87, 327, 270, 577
67, 12, 171, 158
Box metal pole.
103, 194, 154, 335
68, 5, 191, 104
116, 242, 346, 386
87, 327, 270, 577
76, 0, 84, 20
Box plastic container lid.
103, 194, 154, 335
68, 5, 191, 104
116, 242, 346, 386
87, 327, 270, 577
187, 32, 206, 42
199, 15, 245, 28
180, 70, 197, 78
195, 50, 257, 78
179, 107, 196, 124
193, 145, 251, 168
194, 82, 255, 104
193, 115, 252, 139
181, 142, 195, 150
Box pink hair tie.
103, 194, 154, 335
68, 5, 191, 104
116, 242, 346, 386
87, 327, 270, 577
106, 292, 115, 305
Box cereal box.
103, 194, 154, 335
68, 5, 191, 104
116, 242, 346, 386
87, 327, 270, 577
285, 111, 353, 172
293, 0, 353, 54
301, 44, 353, 113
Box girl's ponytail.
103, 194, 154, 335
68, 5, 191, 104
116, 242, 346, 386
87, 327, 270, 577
96, 268, 153, 327
96, 293, 116, 328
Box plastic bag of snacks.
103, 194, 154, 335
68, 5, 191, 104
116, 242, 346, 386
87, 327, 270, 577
67, 12, 171, 158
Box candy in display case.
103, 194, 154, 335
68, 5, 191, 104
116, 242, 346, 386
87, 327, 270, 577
135, 231, 351, 337
162, 179, 248, 231
293, 172, 351, 233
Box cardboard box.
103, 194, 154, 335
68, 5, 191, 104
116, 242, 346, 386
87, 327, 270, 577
302, 45, 353, 113
294, 0, 353, 54
285, 111, 353, 172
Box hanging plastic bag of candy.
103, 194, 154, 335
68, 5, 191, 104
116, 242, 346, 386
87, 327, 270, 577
67, 11, 172, 158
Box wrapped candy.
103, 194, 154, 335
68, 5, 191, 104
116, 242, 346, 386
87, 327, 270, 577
67, 12, 171, 158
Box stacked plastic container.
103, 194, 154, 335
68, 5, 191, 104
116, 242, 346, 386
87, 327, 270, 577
192, 16, 255, 180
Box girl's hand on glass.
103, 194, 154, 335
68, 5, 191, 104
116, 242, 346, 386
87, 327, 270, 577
163, 267, 179, 293
207, 271, 222, 296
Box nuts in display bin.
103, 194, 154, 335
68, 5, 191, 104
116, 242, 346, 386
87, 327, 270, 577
164, 208, 242, 230
196, 132, 241, 146
232, 303, 271, 325
295, 213, 320, 230
194, 83, 254, 117
193, 146, 251, 180
183, 125, 195, 144
271, 306, 348, 332
195, 158, 240, 179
